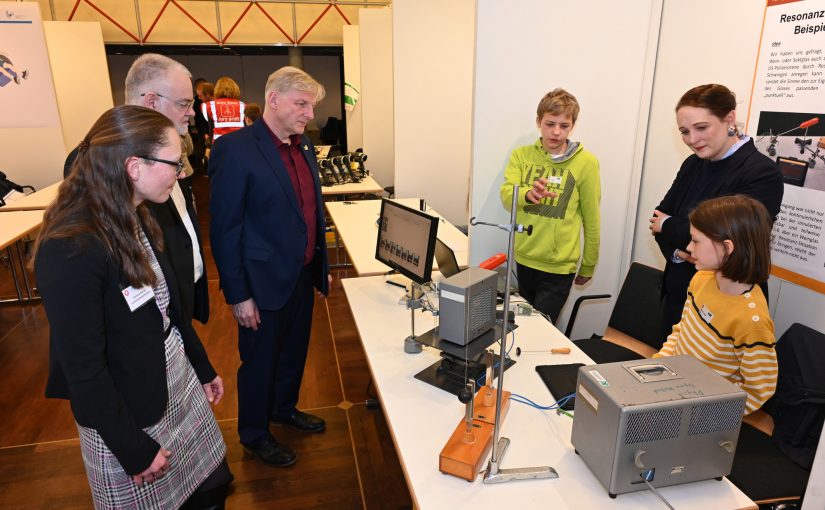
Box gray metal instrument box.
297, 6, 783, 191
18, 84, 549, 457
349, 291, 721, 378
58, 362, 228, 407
438, 267, 497, 345
571, 355, 747, 498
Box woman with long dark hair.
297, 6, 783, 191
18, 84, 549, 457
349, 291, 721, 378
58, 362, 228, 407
34, 105, 231, 509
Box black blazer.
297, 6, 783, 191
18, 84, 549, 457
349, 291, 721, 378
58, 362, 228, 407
147, 181, 210, 324
208, 120, 329, 310
65, 147, 209, 324
37, 233, 217, 475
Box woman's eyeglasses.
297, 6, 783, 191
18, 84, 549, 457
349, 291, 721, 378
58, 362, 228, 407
139, 92, 195, 111
139, 155, 185, 177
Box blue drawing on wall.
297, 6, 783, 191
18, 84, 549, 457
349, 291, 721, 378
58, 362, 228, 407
0, 53, 29, 88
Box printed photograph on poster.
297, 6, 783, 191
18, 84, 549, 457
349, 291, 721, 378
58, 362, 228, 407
0, 3, 61, 129
746, 0, 825, 292
754, 111, 825, 192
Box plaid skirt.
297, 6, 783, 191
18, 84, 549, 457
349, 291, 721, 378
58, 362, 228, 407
77, 327, 226, 510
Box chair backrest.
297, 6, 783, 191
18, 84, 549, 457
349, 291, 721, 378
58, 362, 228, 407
770, 322, 825, 470
606, 262, 665, 351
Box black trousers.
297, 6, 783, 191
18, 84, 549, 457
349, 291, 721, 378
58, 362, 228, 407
516, 263, 575, 324
237, 265, 315, 445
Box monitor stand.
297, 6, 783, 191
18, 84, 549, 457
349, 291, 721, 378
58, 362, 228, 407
413, 322, 516, 396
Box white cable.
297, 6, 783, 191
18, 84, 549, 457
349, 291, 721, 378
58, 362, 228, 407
642, 478, 675, 510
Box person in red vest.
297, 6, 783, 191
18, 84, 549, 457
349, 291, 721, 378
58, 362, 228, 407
201, 76, 246, 141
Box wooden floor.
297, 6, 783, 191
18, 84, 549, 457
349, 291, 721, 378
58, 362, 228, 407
0, 175, 413, 509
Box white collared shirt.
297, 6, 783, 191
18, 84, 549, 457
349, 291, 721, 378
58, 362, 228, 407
169, 182, 204, 282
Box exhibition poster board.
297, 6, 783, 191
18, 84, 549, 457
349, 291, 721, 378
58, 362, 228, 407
0, 2, 60, 128
747, 0, 825, 293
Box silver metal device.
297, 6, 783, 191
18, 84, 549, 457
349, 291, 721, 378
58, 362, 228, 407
571, 355, 747, 498
438, 267, 497, 346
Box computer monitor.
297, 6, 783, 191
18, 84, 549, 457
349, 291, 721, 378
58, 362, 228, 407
375, 199, 439, 285
434, 238, 460, 278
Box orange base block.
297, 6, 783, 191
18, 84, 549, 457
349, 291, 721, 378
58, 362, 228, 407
438, 388, 511, 482
473, 386, 510, 424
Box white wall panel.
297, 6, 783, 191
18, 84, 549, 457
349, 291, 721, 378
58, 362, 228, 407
359, 8, 394, 188
45, 22, 114, 154
343, 25, 364, 152
392, 0, 475, 226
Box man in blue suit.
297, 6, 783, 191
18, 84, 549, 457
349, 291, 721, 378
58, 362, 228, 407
209, 66, 330, 467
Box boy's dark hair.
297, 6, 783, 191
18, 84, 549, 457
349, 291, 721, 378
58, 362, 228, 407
689, 195, 772, 284
536, 88, 580, 124
675, 84, 736, 121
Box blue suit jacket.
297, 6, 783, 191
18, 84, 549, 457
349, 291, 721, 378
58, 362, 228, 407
208, 119, 329, 310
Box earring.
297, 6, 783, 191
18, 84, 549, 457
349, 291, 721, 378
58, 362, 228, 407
727, 125, 736, 137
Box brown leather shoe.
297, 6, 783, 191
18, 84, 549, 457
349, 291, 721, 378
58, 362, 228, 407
271, 410, 326, 433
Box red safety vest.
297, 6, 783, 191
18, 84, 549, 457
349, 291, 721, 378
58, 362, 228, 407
202, 98, 246, 140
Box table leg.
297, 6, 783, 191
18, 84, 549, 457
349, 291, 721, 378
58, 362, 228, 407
1, 245, 24, 303
15, 239, 37, 301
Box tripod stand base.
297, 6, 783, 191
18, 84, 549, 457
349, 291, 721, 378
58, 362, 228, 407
482, 437, 559, 484
404, 336, 423, 354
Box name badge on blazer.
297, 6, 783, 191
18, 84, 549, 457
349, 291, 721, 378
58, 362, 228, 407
121, 285, 154, 312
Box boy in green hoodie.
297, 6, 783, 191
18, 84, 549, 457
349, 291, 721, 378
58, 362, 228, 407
500, 88, 601, 323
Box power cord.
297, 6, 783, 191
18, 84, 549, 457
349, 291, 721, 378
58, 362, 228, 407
640, 469, 675, 509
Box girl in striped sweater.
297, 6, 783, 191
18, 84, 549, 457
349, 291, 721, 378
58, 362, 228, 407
653, 195, 777, 414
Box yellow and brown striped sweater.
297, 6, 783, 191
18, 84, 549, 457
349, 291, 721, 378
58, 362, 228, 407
653, 270, 777, 414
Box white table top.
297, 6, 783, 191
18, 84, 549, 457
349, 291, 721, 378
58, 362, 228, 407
321, 175, 384, 196
326, 198, 468, 276
0, 210, 45, 250
342, 275, 757, 510
0, 181, 60, 212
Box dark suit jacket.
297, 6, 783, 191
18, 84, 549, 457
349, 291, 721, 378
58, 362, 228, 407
64, 148, 209, 324
37, 232, 217, 475
147, 182, 209, 324
208, 120, 329, 310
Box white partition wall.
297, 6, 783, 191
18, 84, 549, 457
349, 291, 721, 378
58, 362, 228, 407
392, 0, 476, 226
44, 21, 113, 155
343, 25, 364, 153
359, 8, 394, 189
469, 0, 663, 338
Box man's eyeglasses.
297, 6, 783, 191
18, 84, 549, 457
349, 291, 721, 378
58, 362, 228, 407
139, 155, 185, 177
140, 92, 195, 111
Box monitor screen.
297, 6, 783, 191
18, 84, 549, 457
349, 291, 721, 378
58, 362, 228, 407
375, 199, 439, 285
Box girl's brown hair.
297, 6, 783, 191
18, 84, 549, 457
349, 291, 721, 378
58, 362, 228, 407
689, 195, 773, 284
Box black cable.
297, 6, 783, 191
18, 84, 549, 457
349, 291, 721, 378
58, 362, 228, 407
365, 377, 380, 409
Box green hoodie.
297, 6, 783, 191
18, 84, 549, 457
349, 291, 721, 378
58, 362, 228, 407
500, 139, 601, 277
